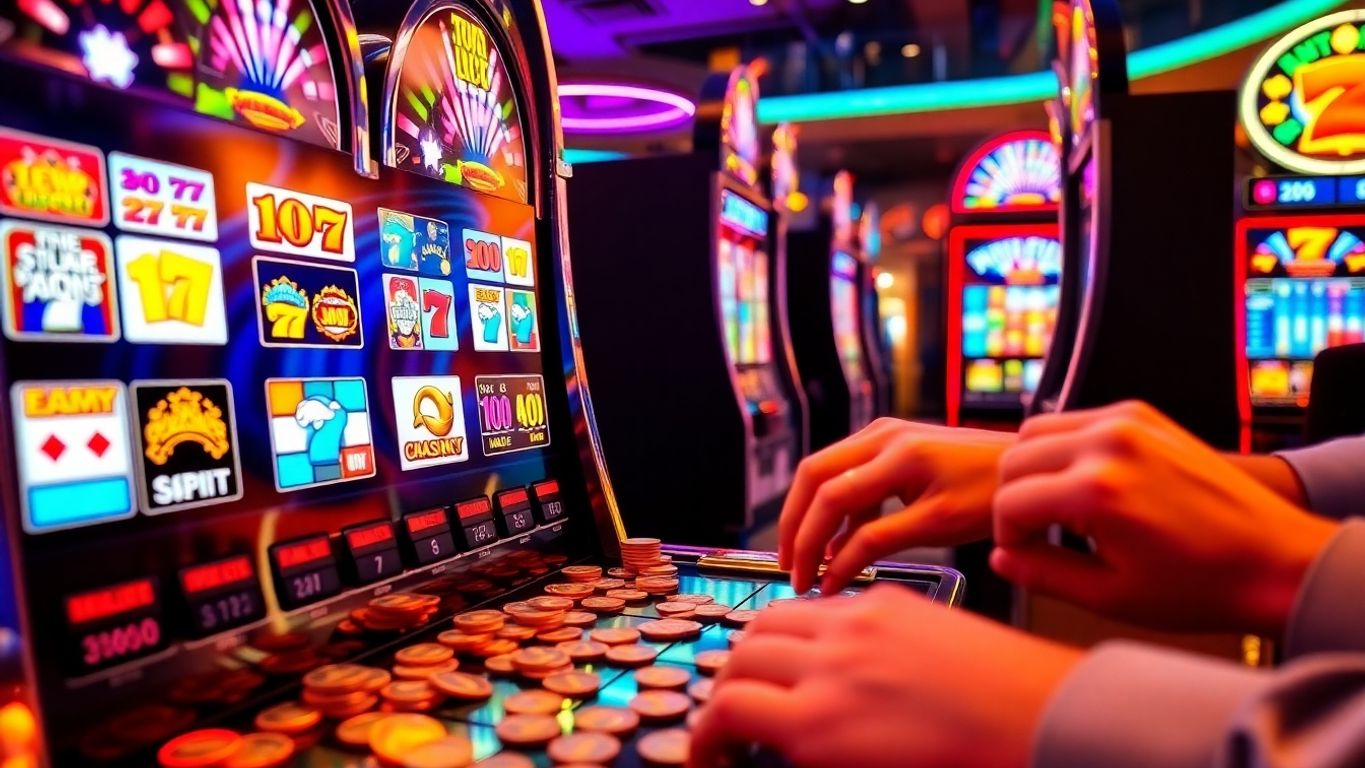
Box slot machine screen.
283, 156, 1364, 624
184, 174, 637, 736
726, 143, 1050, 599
831, 250, 864, 381
1241, 220, 1365, 404
0, 6, 573, 743
717, 189, 772, 366
959, 234, 1061, 401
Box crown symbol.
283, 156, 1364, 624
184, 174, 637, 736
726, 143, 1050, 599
144, 387, 230, 465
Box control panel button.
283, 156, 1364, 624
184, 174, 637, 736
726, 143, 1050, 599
453, 496, 499, 549
493, 487, 535, 538
530, 480, 564, 524
268, 535, 342, 609
178, 555, 264, 636
402, 508, 457, 566
342, 520, 402, 584
65, 577, 167, 674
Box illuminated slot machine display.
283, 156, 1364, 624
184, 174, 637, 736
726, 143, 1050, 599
567, 64, 806, 546
944, 130, 1062, 426
788, 171, 877, 451
0, 1, 969, 766
1028, 0, 1239, 450
856, 203, 893, 417
1236, 9, 1365, 448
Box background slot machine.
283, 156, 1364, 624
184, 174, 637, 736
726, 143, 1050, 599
788, 170, 877, 451
766, 122, 812, 457
945, 130, 1062, 428
1236, 9, 1365, 451
856, 203, 893, 418
0, 1, 967, 765
566, 64, 805, 547
1028, 0, 1239, 451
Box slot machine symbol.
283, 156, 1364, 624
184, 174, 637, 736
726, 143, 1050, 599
265, 378, 375, 491
379, 209, 418, 270
503, 236, 534, 286
508, 289, 539, 352
1, 221, 118, 342
384, 274, 423, 350
470, 283, 508, 351
391, 375, 468, 471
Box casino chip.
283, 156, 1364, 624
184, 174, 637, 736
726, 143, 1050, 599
429, 671, 493, 700
635, 665, 691, 690
573, 705, 639, 736
589, 627, 640, 645
503, 689, 565, 716
630, 689, 691, 723
543, 670, 600, 697
605, 644, 659, 667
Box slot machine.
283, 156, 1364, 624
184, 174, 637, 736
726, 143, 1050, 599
944, 130, 1062, 427
788, 171, 877, 451
767, 122, 812, 457
0, 12, 966, 765
1235, 9, 1365, 450
566, 64, 806, 546
1029, 0, 1240, 451
856, 203, 893, 417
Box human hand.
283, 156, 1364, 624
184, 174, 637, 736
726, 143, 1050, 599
778, 418, 1015, 594
992, 401, 1337, 635
688, 584, 1081, 768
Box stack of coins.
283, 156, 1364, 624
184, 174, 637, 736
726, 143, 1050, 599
561, 564, 603, 583
503, 601, 567, 630
379, 678, 445, 713
301, 664, 388, 719
391, 642, 459, 680
619, 537, 664, 574
358, 593, 440, 633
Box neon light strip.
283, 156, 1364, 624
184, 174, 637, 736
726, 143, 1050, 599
559, 83, 696, 133
757, 0, 1346, 124
563, 148, 628, 164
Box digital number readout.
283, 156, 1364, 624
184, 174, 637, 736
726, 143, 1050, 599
1245, 176, 1365, 211
109, 153, 218, 242
494, 488, 535, 537
343, 521, 403, 584
403, 509, 456, 566
475, 375, 551, 456
179, 555, 264, 636
65, 578, 167, 672
269, 535, 342, 609
455, 496, 499, 549
531, 479, 565, 524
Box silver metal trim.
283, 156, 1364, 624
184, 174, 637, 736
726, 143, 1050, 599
321, 0, 378, 178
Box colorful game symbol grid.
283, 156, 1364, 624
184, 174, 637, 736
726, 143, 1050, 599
265, 378, 376, 491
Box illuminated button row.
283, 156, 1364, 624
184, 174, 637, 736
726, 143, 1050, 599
61, 480, 564, 676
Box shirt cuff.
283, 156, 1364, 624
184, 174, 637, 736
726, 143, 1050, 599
1285, 519, 1365, 657
1277, 436, 1365, 519
1032, 641, 1263, 768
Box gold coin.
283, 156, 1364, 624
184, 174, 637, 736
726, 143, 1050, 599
395, 643, 454, 667
368, 714, 447, 764
335, 712, 387, 749
635, 665, 691, 690
253, 702, 321, 735
588, 627, 639, 645
429, 671, 493, 700
478, 753, 534, 768
547, 732, 620, 765
695, 650, 730, 676
157, 729, 243, 768
573, 705, 639, 736
503, 689, 566, 716
400, 735, 475, 768
302, 664, 369, 694
637, 728, 690, 765
494, 714, 561, 747
605, 644, 658, 668
543, 670, 600, 698
223, 732, 295, 768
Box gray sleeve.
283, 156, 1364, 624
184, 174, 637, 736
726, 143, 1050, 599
1033, 643, 1365, 768
1277, 436, 1365, 520
1286, 519, 1365, 657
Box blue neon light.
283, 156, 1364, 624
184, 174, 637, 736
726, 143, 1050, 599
720, 190, 769, 237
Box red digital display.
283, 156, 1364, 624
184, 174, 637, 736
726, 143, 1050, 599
405, 509, 449, 534
180, 557, 254, 596
496, 488, 529, 507
273, 537, 333, 570
533, 480, 559, 497
66, 579, 157, 625
455, 497, 492, 521
347, 522, 396, 550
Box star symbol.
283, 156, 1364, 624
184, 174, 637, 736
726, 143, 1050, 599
420, 135, 443, 172
79, 24, 139, 90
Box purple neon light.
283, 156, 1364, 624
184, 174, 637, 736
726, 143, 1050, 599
559, 83, 696, 134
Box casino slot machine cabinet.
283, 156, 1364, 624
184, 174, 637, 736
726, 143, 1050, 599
787, 170, 877, 451
1028, 0, 1239, 451
566, 64, 805, 546
856, 203, 893, 418
1235, 9, 1365, 451
0, 5, 963, 765
945, 130, 1062, 428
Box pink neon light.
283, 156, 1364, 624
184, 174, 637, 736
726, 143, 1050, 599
20, 0, 69, 35
152, 42, 193, 69
559, 83, 696, 133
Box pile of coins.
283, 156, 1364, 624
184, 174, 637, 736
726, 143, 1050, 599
156, 549, 759, 768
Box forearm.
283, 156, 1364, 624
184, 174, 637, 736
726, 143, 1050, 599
1225, 453, 1308, 508
1034, 642, 1365, 768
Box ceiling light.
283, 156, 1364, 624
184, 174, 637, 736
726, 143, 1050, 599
559, 83, 697, 134
848, 0, 869, 4
875, 271, 895, 290
750, 0, 769, 5
901, 43, 921, 58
